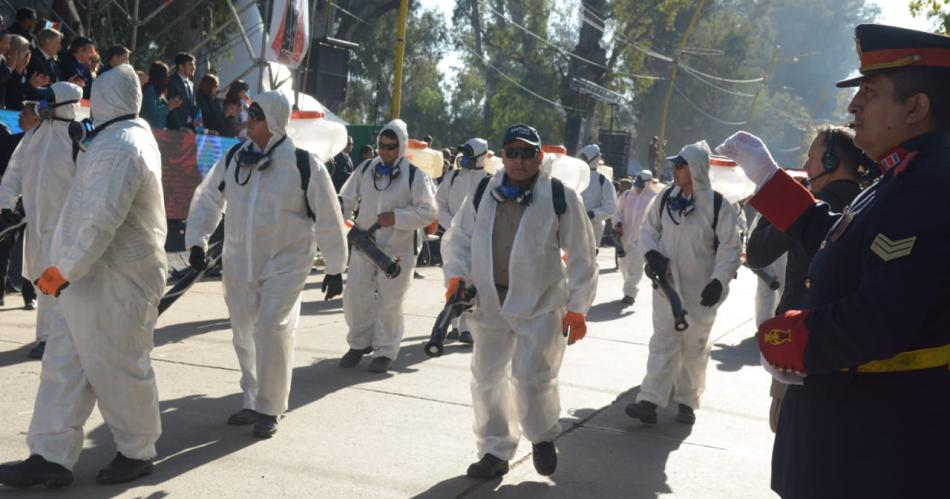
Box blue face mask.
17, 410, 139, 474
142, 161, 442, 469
238, 149, 271, 170
633, 176, 645, 190
669, 193, 694, 212
497, 184, 523, 199
376, 163, 395, 176
460, 155, 476, 169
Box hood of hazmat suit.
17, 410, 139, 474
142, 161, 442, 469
442, 169, 599, 328
339, 118, 438, 256
436, 137, 491, 230
51, 64, 167, 301
185, 91, 348, 282
578, 144, 601, 170
0, 81, 82, 279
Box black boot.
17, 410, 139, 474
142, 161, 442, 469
96, 453, 153, 485
466, 454, 509, 479
253, 415, 279, 438
339, 347, 372, 368
458, 331, 474, 344
675, 404, 696, 425
532, 441, 557, 476
227, 408, 258, 425
625, 400, 658, 424
368, 356, 392, 373
28, 341, 45, 359
0, 455, 73, 489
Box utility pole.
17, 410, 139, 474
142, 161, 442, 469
656, 0, 707, 174
391, 0, 409, 120
747, 45, 780, 124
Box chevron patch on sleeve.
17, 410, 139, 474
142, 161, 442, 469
870, 234, 916, 262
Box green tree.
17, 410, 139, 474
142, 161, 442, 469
910, 0, 950, 33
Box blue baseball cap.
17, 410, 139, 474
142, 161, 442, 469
502, 123, 542, 147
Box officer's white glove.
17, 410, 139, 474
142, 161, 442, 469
715, 131, 780, 189
760, 353, 805, 385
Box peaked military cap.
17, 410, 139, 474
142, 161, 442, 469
836, 24, 950, 87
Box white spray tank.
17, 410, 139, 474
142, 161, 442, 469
540, 145, 590, 193
405, 138, 445, 180
285, 110, 348, 163
709, 155, 756, 204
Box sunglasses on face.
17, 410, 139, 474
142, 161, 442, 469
247, 106, 266, 121
377, 142, 399, 151
503, 147, 539, 160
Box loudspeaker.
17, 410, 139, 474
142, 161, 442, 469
598, 129, 631, 177
303, 37, 358, 109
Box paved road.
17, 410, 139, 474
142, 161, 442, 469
0, 252, 777, 498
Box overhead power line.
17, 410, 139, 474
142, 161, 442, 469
680, 65, 755, 98
672, 82, 747, 126
482, 1, 665, 80
464, 46, 577, 113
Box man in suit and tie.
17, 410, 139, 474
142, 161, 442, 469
166, 52, 197, 131
59, 37, 96, 99
26, 29, 63, 100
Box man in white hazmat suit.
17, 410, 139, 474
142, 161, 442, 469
625, 141, 741, 425
578, 144, 617, 249
442, 123, 598, 480
185, 92, 348, 438
339, 119, 437, 373
0, 81, 83, 360
611, 170, 657, 306
0, 64, 166, 489
435, 137, 491, 345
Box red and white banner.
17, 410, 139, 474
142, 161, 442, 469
266, 0, 310, 68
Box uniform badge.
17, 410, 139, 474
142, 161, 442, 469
870, 234, 916, 262
764, 329, 792, 346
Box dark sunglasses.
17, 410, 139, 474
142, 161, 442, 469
503, 147, 539, 160
247, 105, 266, 121
377, 142, 400, 151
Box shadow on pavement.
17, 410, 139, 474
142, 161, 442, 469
586, 301, 634, 323
154, 318, 232, 348
0, 342, 35, 368
414, 387, 692, 499
69, 335, 472, 494
710, 335, 759, 372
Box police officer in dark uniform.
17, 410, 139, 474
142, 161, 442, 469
716, 24, 950, 499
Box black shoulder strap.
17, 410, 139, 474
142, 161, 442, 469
295, 148, 316, 221
217, 142, 244, 192
551, 178, 567, 216
450, 169, 461, 187
712, 191, 723, 251
359, 158, 373, 175
473, 176, 491, 214
598, 172, 605, 186
658, 185, 674, 217
408, 163, 417, 187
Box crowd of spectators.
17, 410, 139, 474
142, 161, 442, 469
0, 7, 250, 137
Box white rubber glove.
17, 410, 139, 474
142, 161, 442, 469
715, 131, 780, 189
760, 353, 805, 385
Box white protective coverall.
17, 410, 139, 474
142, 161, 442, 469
442, 171, 598, 460
339, 120, 438, 360
611, 173, 656, 301
578, 144, 617, 247
32, 64, 167, 469
0, 82, 83, 343
185, 92, 348, 417
636, 141, 741, 410
436, 137, 491, 334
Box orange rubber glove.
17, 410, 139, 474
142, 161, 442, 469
446, 277, 465, 302
36, 267, 69, 297
562, 311, 587, 345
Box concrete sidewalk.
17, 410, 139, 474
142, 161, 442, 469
0, 253, 777, 498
